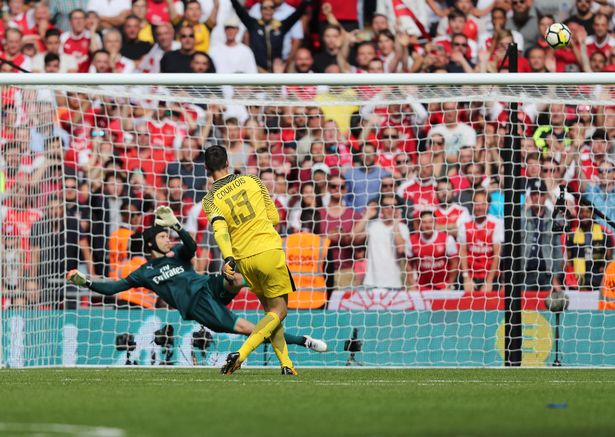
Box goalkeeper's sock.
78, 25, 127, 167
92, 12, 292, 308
270, 324, 293, 369
237, 312, 280, 362
283, 332, 306, 346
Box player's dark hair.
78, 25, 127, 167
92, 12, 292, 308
204, 145, 229, 172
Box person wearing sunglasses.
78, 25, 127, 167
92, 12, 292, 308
160, 24, 198, 72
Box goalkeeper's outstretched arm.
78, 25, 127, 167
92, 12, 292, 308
66, 270, 132, 296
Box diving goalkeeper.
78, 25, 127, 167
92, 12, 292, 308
66, 206, 327, 354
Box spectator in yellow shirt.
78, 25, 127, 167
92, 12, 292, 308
183, 0, 219, 53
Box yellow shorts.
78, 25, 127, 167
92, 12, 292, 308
238, 249, 296, 298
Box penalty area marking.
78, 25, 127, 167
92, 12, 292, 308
0, 423, 125, 436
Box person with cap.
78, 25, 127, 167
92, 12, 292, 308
66, 206, 327, 354
522, 178, 565, 292
207, 15, 257, 74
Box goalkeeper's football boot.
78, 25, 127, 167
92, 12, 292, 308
304, 336, 328, 352
220, 352, 242, 375
281, 366, 298, 376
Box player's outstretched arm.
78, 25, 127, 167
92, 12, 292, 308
202, 195, 237, 280
66, 269, 132, 296
211, 219, 238, 280
155, 206, 196, 259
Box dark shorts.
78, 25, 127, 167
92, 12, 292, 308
188, 289, 239, 334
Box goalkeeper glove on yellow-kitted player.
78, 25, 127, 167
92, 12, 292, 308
66, 269, 92, 288
154, 206, 182, 231
222, 257, 237, 282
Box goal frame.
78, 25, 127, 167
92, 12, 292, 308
1, 72, 614, 369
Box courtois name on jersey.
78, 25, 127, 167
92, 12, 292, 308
152, 264, 186, 285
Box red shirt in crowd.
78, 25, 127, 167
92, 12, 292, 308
146, 0, 183, 25
586, 35, 615, 59
146, 119, 185, 160
60, 31, 96, 72
408, 231, 458, 289
401, 178, 438, 212
124, 146, 170, 188
435, 203, 470, 233
318, 0, 358, 22
458, 215, 504, 279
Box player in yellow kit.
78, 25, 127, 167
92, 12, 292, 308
202, 145, 299, 375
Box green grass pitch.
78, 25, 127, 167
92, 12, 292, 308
1, 368, 614, 437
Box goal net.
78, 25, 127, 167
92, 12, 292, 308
2, 74, 615, 367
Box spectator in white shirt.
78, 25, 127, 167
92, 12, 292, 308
354, 194, 410, 289
198, 0, 245, 48
429, 101, 478, 158
208, 17, 258, 73
87, 0, 132, 28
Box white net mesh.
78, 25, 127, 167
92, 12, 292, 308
2, 79, 615, 367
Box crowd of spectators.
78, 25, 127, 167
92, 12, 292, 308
2, 0, 615, 309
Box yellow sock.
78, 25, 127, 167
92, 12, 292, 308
237, 312, 280, 362
270, 324, 293, 368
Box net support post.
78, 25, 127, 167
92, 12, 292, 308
502, 43, 523, 366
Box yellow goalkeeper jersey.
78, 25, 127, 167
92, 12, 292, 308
202, 174, 282, 260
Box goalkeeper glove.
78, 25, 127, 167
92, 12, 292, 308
154, 206, 181, 231
66, 269, 92, 288
222, 257, 237, 282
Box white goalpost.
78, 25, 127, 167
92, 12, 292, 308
1, 73, 615, 368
